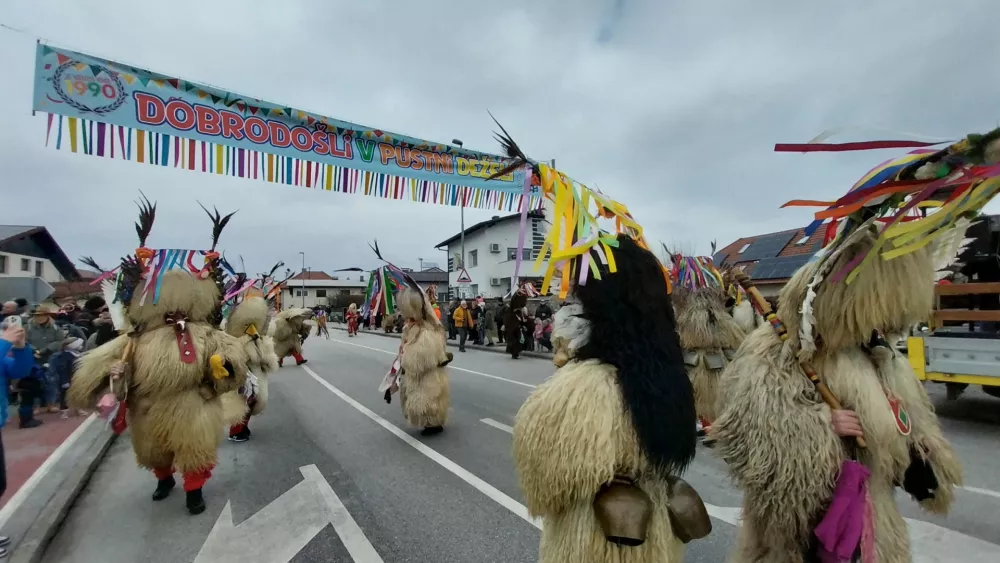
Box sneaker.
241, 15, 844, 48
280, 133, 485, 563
228, 434, 248, 443
20, 419, 42, 429
60, 410, 69, 419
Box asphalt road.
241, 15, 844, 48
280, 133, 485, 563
43, 332, 1000, 563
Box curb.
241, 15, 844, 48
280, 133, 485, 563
329, 324, 555, 360
9, 421, 117, 563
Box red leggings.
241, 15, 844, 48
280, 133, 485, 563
152, 464, 215, 492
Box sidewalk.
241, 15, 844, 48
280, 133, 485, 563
0, 407, 114, 563
329, 323, 555, 360
1, 410, 89, 511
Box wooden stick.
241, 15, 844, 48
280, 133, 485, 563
732, 272, 867, 449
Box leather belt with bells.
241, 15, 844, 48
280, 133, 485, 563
165, 312, 197, 364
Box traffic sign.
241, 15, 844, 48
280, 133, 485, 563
456, 268, 472, 284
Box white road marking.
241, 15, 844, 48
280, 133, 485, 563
301, 465, 384, 563
193, 463, 383, 563
0, 413, 98, 531
329, 337, 538, 389
302, 365, 542, 530
961, 485, 1000, 500
480, 418, 514, 434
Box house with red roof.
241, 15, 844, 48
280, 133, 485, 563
713, 227, 825, 298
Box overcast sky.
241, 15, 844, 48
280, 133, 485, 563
2, 1, 998, 276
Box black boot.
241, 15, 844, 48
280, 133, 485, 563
186, 488, 206, 515
152, 476, 176, 501
420, 425, 444, 436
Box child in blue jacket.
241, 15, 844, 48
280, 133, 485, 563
1, 318, 36, 557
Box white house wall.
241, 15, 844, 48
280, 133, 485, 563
445, 219, 547, 299
0, 252, 63, 284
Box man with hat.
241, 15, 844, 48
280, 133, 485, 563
26, 304, 65, 415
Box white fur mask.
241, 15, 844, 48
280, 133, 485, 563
552, 297, 590, 354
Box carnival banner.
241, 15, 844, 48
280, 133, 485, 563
32, 44, 538, 211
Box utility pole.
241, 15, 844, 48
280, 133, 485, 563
299, 251, 306, 307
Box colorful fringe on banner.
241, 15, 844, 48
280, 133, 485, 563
779, 128, 1000, 284
44, 115, 541, 213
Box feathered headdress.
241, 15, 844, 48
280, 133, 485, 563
777, 128, 1000, 357
93, 194, 237, 320
486, 116, 669, 298
365, 240, 435, 320
670, 253, 724, 292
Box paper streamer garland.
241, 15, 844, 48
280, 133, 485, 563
43, 116, 541, 212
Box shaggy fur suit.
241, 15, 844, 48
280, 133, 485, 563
712, 237, 962, 563
396, 288, 451, 429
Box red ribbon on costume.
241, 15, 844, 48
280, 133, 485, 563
164, 312, 197, 364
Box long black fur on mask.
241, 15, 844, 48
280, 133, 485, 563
573, 234, 697, 478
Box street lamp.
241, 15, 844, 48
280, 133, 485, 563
418, 257, 424, 271
299, 251, 306, 307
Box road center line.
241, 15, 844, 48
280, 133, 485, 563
961, 486, 1000, 500
480, 418, 514, 434
301, 365, 542, 530
328, 337, 538, 389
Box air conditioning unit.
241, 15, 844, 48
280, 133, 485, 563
490, 277, 502, 286
489, 243, 501, 253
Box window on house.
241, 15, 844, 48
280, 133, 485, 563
315, 289, 327, 298
0, 255, 6, 274
506, 248, 532, 261
332, 276, 339, 280
340, 289, 351, 296
35, 260, 43, 277
20, 258, 30, 271
447, 256, 454, 272
795, 236, 810, 245
469, 250, 478, 267
359, 274, 365, 282
737, 243, 751, 254
295, 290, 308, 297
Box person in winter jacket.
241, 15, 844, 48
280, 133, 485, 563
49, 337, 85, 417
26, 306, 65, 414
0, 319, 35, 556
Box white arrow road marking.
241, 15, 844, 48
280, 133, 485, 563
302, 365, 542, 530
328, 337, 538, 388
193, 464, 383, 563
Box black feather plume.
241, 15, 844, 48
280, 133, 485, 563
368, 240, 384, 261
486, 111, 532, 181
334, 267, 365, 272
266, 261, 284, 279
80, 256, 105, 273
198, 202, 238, 251
134, 191, 156, 247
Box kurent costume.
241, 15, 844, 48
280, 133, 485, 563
346, 303, 360, 336
221, 270, 280, 443
372, 244, 453, 436
710, 130, 1000, 562
669, 254, 746, 438
270, 308, 313, 367
70, 198, 248, 515
496, 131, 710, 563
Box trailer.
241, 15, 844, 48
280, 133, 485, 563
907, 281, 1000, 400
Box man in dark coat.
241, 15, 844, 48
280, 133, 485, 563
504, 292, 527, 359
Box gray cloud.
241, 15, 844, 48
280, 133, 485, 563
1, 0, 998, 278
